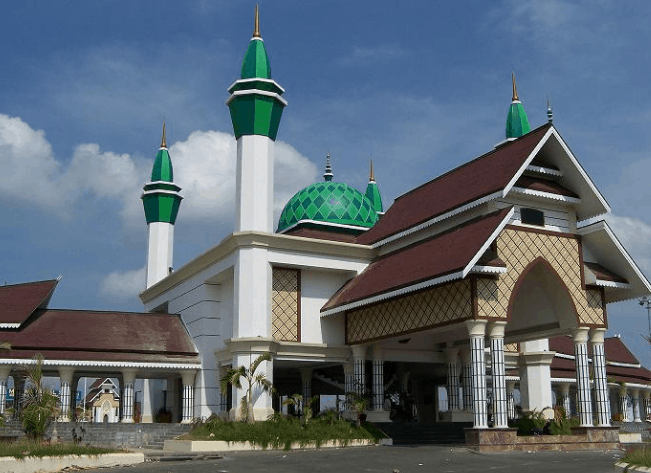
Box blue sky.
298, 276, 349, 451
2, 1, 651, 365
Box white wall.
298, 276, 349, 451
300, 269, 350, 344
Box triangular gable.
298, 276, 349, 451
86, 377, 120, 404
0, 278, 60, 327
356, 124, 552, 246
577, 220, 651, 303
321, 207, 514, 315
503, 127, 610, 221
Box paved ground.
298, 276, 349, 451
97, 445, 625, 473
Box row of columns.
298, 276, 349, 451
0, 368, 197, 424
554, 383, 651, 422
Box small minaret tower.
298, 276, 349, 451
505, 72, 531, 140
364, 160, 383, 215
227, 5, 287, 233
141, 123, 183, 288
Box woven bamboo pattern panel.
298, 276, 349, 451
346, 280, 472, 344
272, 268, 299, 341
476, 228, 604, 326
505, 343, 519, 353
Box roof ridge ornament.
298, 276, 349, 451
324, 153, 334, 181
253, 4, 261, 38
511, 72, 519, 102
160, 121, 167, 148
369, 160, 375, 182
547, 96, 553, 123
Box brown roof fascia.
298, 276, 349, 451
0, 279, 59, 325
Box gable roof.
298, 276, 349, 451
357, 124, 552, 246
321, 207, 513, 315
358, 123, 610, 247
0, 279, 59, 326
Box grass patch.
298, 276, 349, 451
187, 416, 387, 450
0, 440, 119, 459
623, 446, 651, 467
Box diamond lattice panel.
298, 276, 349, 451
272, 268, 299, 341
476, 228, 604, 326
346, 280, 472, 344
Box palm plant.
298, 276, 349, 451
283, 393, 319, 425
21, 354, 58, 439
221, 352, 275, 423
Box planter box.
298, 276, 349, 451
465, 427, 620, 452
164, 438, 380, 453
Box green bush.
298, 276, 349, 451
515, 408, 547, 435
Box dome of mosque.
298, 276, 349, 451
277, 181, 379, 233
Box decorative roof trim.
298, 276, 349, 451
607, 360, 641, 369
278, 219, 371, 235
370, 191, 504, 248
320, 270, 465, 317
555, 353, 575, 360
0, 358, 200, 370
551, 377, 576, 383
226, 88, 288, 107
594, 280, 631, 289
470, 265, 508, 275
510, 186, 581, 204
525, 164, 563, 177
502, 126, 556, 197
577, 220, 651, 294
141, 189, 183, 198
0, 323, 20, 329
462, 207, 515, 278
227, 77, 284, 94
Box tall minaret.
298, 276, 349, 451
141, 123, 183, 288
364, 160, 383, 215
505, 72, 531, 140
227, 4, 287, 233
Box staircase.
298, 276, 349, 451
374, 422, 471, 446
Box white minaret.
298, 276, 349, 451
227, 5, 287, 233
141, 123, 183, 288
225, 6, 286, 421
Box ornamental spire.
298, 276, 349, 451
323, 153, 333, 181
511, 72, 519, 102
369, 160, 375, 182
160, 121, 167, 148
253, 4, 261, 38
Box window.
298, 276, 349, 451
520, 208, 544, 227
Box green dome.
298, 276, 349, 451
506, 101, 531, 139
277, 181, 379, 232
241, 39, 271, 79
151, 148, 174, 182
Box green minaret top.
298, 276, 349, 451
323, 153, 333, 181
142, 123, 183, 224
364, 160, 383, 214
241, 5, 272, 79
505, 73, 531, 139
150, 122, 174, 182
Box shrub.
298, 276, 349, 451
515, 408, 547, 435
20, 355, 59, 440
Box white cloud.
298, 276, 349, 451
99, 266, 146, 301
606, 214, 651, 275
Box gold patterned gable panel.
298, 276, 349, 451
272, 268, 300, 342
476, 227, 605, 326
346, 279, 472, 344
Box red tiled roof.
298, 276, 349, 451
585, 262, 628, 284
0, 279, 58, 324
604, 336, 640, 364
357, 124, 552, 245
322, 208, 512, 311
514, 175, 579, 198
283, 227, 359, 243
0, 309, 199, 364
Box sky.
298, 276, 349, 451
2, 1, 651, 367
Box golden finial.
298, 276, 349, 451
511, 72, 519, 102
161, 122, 167, 148
253, 4, 261, 38
369, 160, 375, 182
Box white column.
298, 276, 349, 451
644, 391, 651, 421
518, 339, 554, 413
619, 385, 630, 422
466, 320, 488, 429
181, 371, 197, 424
141, 379, 154, 423
58, 368, 74, 422
488, 322, 508, 428
571, 328, 593, 427
0, 367, 10, 416
558, 383, 572, 417
631, 388, 642, 422
446, 344, 460, 411
460, 348, 472, 411
121, 370, 136, 423
145, 222, 174, 288
372, 345, 384, 411
351, 345, 367, 397
506, 380, 516, 420
589, 328, 610, 426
